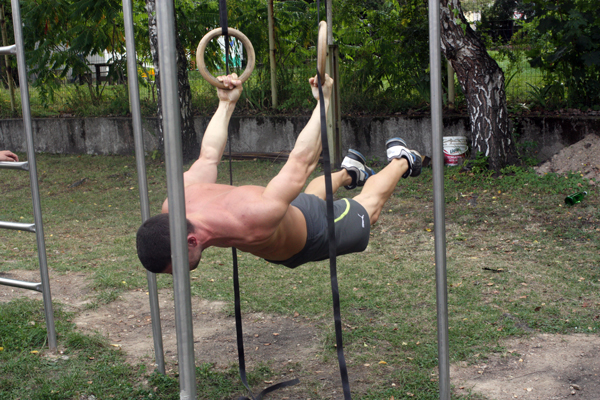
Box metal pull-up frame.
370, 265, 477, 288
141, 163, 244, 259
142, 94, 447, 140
129, 0, 451, 399
0, 0, 57, 352
122, 0, 166, 375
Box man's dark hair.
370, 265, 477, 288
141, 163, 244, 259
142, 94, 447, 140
136, 214, 194, 273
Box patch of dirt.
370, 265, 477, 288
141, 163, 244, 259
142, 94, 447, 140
534, 134, 600, 184
451, 334, 600, 400
0, 270, 366, 398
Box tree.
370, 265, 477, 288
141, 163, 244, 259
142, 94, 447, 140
338, 0, 430, 112
22, 0, 127, 105
145, 0, 198, 162
438, 0, 519, 171
521, 0, 600, 108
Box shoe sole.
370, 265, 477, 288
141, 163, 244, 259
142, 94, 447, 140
385, 137, 408, 148
346, 149, 367, 165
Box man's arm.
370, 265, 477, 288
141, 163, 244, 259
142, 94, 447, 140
262, 74, 333, 207
183, 74, 242, 186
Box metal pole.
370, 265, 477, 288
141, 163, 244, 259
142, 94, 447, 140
11, 0, 57, 352
0, 161, 29, 170
267, 0, 277, 108
155, 1, 196, 399
122, 0, 166, 375
428, 0, 450, 399
0, 278, 42, 292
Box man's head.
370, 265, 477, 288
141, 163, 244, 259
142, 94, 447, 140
136, 214, 201, 274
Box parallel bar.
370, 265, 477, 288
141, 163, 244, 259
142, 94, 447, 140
0, 43, 16, 55
0, 221, 36, 232
122, 0, 166, 375
427, 0, 450, 399
0, 277, 43, 292
155, 1, 197, 399
11, 0, 57, 351
0, 161, 29, 171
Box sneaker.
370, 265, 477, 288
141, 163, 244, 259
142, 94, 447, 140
341, 149, 375, 189
385, 137, 422, 178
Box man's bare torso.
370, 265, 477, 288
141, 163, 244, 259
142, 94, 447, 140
162, 183, 307, 261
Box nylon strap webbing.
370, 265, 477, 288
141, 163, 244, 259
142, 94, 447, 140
316, 0, 351, 397
220, 0, 299, 398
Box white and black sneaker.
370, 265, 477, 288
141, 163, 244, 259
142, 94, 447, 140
385, 137, 422, 178
341, 149, 375, 189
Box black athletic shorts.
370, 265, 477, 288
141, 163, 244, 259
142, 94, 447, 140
265, 193, 371, 268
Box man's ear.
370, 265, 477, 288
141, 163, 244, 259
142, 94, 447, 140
187, 233, 199, 248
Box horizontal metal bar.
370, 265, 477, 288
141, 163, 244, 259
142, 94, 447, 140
0, 161, 29, 171
0, 44, 17, 55
0, 221, 36, 232
0, 277, 43, 292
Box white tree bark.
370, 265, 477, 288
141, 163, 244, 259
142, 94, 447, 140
439, 0, 518, 170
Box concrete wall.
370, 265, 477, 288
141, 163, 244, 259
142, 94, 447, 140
1, 115, 599, 163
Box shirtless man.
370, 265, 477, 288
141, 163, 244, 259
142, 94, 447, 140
136, 73, 422, 273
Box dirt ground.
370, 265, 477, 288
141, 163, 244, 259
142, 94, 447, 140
2, 134, 600, 399
0, 270, 361, 399
2, 269, 600, 400
534, 133, 600, 184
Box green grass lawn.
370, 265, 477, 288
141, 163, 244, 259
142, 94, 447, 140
1, 153, 599, 399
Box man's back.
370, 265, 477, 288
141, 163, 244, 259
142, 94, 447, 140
163, 182, 307, 261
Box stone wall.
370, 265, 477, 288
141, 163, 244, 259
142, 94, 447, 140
1, 115, 599, 163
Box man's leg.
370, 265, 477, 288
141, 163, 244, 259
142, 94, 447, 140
304, 170, 352, 200
353, 138, 421, 224
304, 149, 374, 200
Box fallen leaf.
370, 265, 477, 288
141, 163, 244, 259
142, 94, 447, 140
379, 361, 387, 365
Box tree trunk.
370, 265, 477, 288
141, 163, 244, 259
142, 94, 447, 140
439, 0, 518, 171
145, 0, 198, 162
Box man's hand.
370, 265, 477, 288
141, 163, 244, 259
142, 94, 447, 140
309, 73, 333, 102
216, 73, 243, 103
0, 150, 18, 162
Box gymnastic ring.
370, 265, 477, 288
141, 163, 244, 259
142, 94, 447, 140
317, 21, 327, 80
196, 27, 255, 89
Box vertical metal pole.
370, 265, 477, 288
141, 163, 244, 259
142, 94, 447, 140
428, 0, 450, 399
267, 0, 277, 108
11, 0, 57, 351
122, 0, 165, 375
325, 0, 341, 166
155, 1, 196, 398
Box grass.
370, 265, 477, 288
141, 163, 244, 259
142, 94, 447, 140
1, 153, 599, 399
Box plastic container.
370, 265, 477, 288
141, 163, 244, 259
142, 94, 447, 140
443, 136, 468, 166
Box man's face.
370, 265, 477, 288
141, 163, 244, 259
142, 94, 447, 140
161, 252, 201, 275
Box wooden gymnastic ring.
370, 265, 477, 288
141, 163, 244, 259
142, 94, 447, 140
196, 28, 255, 89
317, 21, 327, 80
